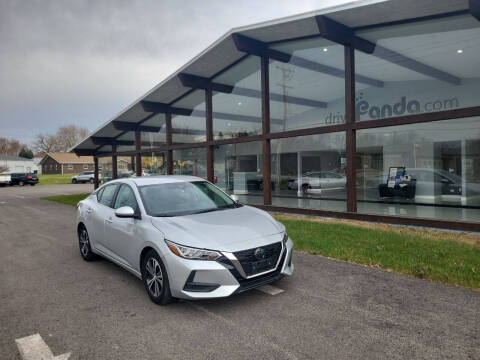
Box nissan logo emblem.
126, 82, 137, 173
254, 247, 266, 260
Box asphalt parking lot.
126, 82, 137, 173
0, 184, 479, 359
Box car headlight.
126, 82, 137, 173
165, 240, 221, 261
282, 231, 288, 245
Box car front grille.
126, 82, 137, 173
233, 242, 282, 277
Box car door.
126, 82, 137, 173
88, 183, 119, 256
104, 184, 142, 269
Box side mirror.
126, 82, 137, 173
230, 194, 240, 204
115, 206, 137, 218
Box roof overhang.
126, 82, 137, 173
71, 0, 471, 154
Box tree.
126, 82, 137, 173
32, 125, 89, 154
0, 137, 26, 156
18, 147, 34, 159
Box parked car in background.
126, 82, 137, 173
102, 171, 132, 183
76, 176, 294, 305
0, 173, 11, 186
72, 171, 96, 184
10, 173, 39, 186
288, 171, 346, 193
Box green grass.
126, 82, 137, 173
280, 218, 480, 289
41, 193, 480, 289
38, 173, 75, 185
42, 193, 90, 206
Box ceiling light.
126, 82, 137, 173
457, 49, 463, 54
323, 48, 328, 52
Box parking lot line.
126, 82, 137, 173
256, 284, 285, 295
15, 333, 71, 360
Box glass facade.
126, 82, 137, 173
91, 12, 480, 230
269, 39, 345, 131
141, 151, 167, 175
271, 133, 346, 211
173, 148, 207, 178
141, 114, 167, 148
212, 56, 262, 139
214, 141, 263, 204
171, 90, 206, 144
357, 118, 480, 221
355, 15, 480, 121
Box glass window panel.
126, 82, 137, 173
269, 39, 345, 132
214, 141, 263, 205
171, 90, 206, 144
355, 15, 480, 121
142, 114, 167, 148
116, 132, 136, 152
271, 132, 346, 211
116, 156, 134, 177
98, 156, 112, 183
141, 151, 167, 175
173, 148, 207, 178
212, 56, 262, 139
356, 117, 480, 222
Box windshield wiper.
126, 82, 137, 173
189, 208, 219, 215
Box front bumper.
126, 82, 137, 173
163, 238, 294, 300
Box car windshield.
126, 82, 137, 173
139, 181, 238, 217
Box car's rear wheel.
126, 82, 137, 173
141, 250, 175, 305
89, 178, 94, 184
72, 178, 77, 184
30, 183, 35, 186
78, 226, 97, 261
302, 183, 310, 193
19, 181, 24, 186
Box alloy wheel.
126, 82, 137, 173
79, 229, 90, 257
145, 258, 163, 297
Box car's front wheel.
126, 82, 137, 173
141, 250, 175, 305
78, 226, 97, 261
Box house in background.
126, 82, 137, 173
0, 155, 39, 173
40, 152, 94, 175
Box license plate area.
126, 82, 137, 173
250, 257, 276, 273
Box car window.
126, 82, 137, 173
139, 181, 236, 217
98, 184, 118, 207
96, 187, 105, 201
114, 184, 139, 211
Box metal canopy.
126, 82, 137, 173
71, 0, 469, 153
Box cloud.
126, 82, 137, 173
0, 0, 351, 143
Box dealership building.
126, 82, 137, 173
72, 0, 480, 231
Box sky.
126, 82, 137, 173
0, 0, 355, 144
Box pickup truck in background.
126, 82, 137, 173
0, 173, 11, 186
10, 173, 39, 186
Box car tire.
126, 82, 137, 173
89, 178, 94, 184
30, 183, 35, 186
141, 249, 175, 305
302, 184, 310, 193
19, 181, 24, 186
78, 226, 97, 261
72, 179, 77, 184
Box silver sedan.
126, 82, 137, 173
76, 176, 294, 305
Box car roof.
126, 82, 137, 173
105, 175, 205, 187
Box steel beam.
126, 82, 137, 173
316, 15, 461, 85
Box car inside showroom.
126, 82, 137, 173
71, 0, 480, 231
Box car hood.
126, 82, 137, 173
150, 205, 284, 252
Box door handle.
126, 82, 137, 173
105, 218, 113, 224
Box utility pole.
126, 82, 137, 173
274, 64, 295, 190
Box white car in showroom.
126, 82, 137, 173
76, 176, 294, 304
